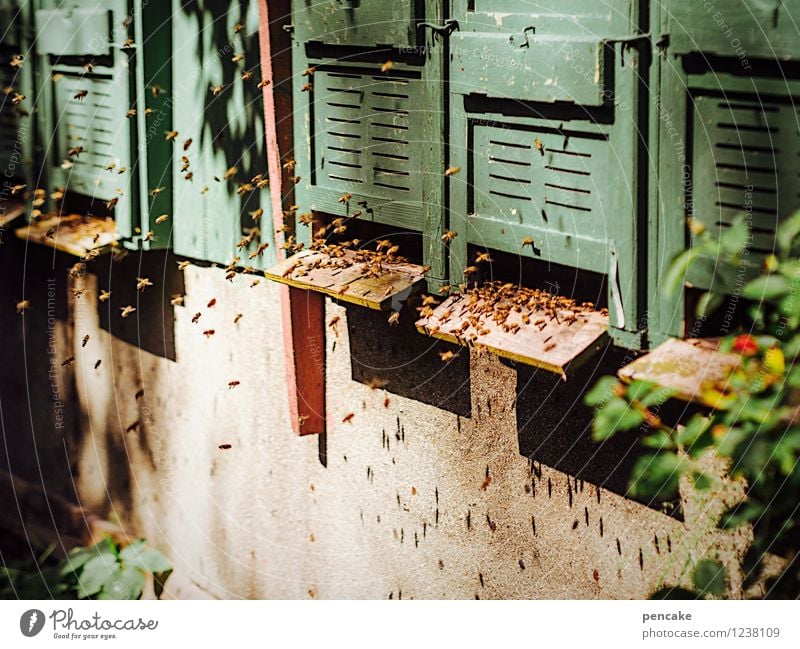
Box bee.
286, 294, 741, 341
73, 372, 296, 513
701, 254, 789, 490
73, 288, 85, 298
144, 108, 153, 116
60, 356, 75, 367
170, 295, 184, 306
223, 166, 237, 181
11, 92, 25, 104
250, 208, 264, 221
302, 67, 316, 77
338, 193, 351, 203
234, 313, 243, 324
228, 380, 240, 389
135, 388, 145, 400
135, 277, 153, 292
117, 167, 127, 174
422, 295, 440, 307
441, 231, 458, 243
165, 130, 179, 142
381, 60, 394, 73
105, 163, 117, 171
250, 279, 260, 288
241, 69, 253, 82
439, 350, 459, 362
383, 396, 391, 409
444, 166, 461, 177
94, 359, 102, 369
150, 186, 165, 197
126, 421, 140, 433
99, 290, 112, 302
200, 186, 209, 194
328, 315, 340, 336
123, 38, 135, 47
225, 270, 236, 281
10, 183, 25, 196
66, 146, 84, 158
463, 266, 479, 277
249, 242, 269, 259
438, 285, 451, 295
232, 53, 244, 63
177, 260, 191, 271
143, 230, 155, 242
257, 79, 269, 89
73, 89, 88, 100
155, 214, 169, 224
388, 312, 401, 326
120, 305, 136, 318
82, 335, 90, 348
150, 85, 162, 97
126, 108, 137, 118
301, 83, 313, 92
10, 54, 23, 68
211, 84, 224, 96
342, 413, 355, 424
16, 300, 29, 314
534, 138, 544, 154
203, 329, 215, 338
367, 377, 388, 390
234, 22, 243, 33
480, 473, 492, 491
44, 227, 56, 240
475, 252, 493, 264
521, 236, 535, 248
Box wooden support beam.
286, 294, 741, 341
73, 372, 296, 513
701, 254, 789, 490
16, 214, 118, 257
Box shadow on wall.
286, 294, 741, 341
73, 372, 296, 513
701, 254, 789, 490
346, 304, 471, 418
91, 250, 184, 361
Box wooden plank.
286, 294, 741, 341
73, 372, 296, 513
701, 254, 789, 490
15, 214, 118, 257
265, 249, 428, 311
0, 200, 25, 228
416, 292, 609, 377
618, 338, 740, 405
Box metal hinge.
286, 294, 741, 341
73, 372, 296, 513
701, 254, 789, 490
418, 19, 459, 38
602, 32, 652, 46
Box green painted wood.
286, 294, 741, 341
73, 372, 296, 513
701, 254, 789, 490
0, 0, 34, 195
290, 0, 447, 285
662, 0, 800, 60
171, 0, 274, 269
450, 0, 646, 349
293, 0, 420, 49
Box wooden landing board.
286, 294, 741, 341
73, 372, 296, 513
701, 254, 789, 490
618, 338, 740, 405
265, 249, 427, 311
416, 294, 609, 377
0, 200, 25, 228
16, 214, 118, 256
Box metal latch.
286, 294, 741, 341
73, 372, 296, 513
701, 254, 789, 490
418, 19, 459, 38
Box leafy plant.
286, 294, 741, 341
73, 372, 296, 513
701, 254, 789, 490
586, 212, 800, 599
1, 536, 172, 600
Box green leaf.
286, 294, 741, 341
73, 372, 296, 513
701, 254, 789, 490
742, 274, 789, 301
99, 565, 146, 600
584, 376, 619, 408
61, 536, 116, 577
120, 544, 171, 575
696, 291, 725, 318
719, 217, 750, 255
777, 210, 800, 255
641, 386, 677, 408
677, 416, 711, 449
663, 247, 702, 299
692, 559, 728, 598
641, 428, 676, 451
629, 452, 686, 501
692, 471, 714, 490
76, 555, 119, 599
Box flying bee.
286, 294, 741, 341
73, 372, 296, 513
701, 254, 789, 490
126, 421, 140, 433
183, 138, 192, 151
165, 130, 179, 142
381, 60, 394, 73
439, 350, 459, 362
250, 279, 260, 288
257, 79, 269, 89
234, 23, 243, 33
73, 89, 88, 100
61, 356, 75, 367
534, 138, 544, 154
211, 84, 224, 96
136, 277, 153, 292
250, 208, 264, 221
99, 290, 112, 302
144, 108, 153, 116
150, 85, 162, 97
328, 315, 340, 336
170, 295, 184, 306
241, 69, 253, 81
94, 359, 102, 369
120, 305, 136, 318
338, 193, 351, 203
66, 146, 84, 157
444, 166, 461, 177
225, 270, 236, 281
475, 252, 493, 264
422, 295, 439, 307
83, 62, 94, 73
249, 242, 269, 259
367, 377, 388, 390
228, 380, 240, 389
72, 288, 85, 298
155, 214, 169, 224
441, 230, 458, 243
388, 312, 400, 326
11, 92, 25, 104
106, 197, 119, 211
105, 163, 116, 171
234, 313, 243, 324
150, 186, 165, 197
192, 312, 202, 323
463, 265, 479, 277
232, 53, 244, 63
177, 260, 191, 270
223, 166, 237, 181
203, 329, 215, 338
10, 183, 25, 196
126, 108, 136, 118
301, 83, 312, 92
302, 67, 316, 77
16, 300, 29, 314
342, 413, 355, 424
143, 230, 155, 242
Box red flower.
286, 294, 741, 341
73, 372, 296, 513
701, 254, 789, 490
732, 334, 759, 356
